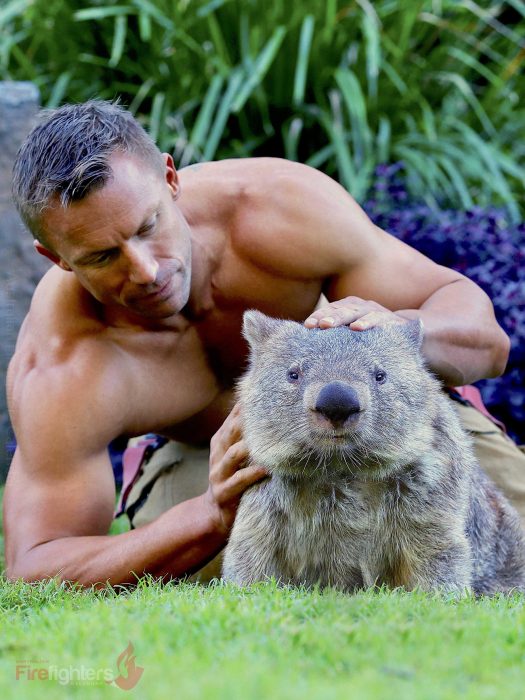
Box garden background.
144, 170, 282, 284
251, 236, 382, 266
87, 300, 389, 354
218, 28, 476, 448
1, 0, 523, 444
0, 2, 524, 698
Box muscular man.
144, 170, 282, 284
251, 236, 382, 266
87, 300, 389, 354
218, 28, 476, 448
3, 101, 522, 587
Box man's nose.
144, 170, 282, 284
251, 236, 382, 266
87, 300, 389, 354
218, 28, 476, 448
126, 243, 159, 285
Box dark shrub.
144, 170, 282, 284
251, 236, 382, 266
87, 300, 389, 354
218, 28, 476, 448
364, 164, 524, 444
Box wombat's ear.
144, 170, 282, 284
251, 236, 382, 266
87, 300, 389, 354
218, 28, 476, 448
398, 318, 425, 350
242, 310, 283, 348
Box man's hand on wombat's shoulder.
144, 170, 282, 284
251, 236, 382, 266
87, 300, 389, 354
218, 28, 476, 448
204, 403, 269, 536
304, 296, 409, 331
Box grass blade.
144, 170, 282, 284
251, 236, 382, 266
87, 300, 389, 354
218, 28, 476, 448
203, 68, 244, 160
461, 0, 525, 49
392, 145, 440, 208
357, 0, 381, 99
321, 91, 357, 196
206, 12, 233, 68
324, 0, 337, 37
381, 61, 408, 95
128, 78, 155, 114
430, 71, 497, 137
451, 119, 520, 220
293, 15, 314, 105
0, 0, 30, 26
448, 46, 505, 91
283, 117, 303, 161
138, 11, 152, 42
131, 0, 174, 30
306, 144, 335, 170
148, 91, 166, 144
420, 101, 437, 141
190, 74, 225, 150
335, 68, 372, 168
74, 6, 134, 21
231, 26, 286, 113
109, 16, 128, 68
197, 0, 231, 18
435, 153, 474, 210
376, 116, 391, 163
46, 72, 72, 109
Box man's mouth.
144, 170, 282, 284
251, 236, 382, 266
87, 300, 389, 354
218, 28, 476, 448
131, 277, 173, 305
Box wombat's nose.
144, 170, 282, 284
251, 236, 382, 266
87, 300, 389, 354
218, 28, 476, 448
315, 382, 361, 426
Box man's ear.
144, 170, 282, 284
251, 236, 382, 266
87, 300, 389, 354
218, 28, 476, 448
163, 153, 181, 200
33, 240, 72, 271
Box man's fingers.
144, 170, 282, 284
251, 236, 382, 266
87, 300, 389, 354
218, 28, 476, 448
305, 307, 367, 328
210, 404, 243, 456
305, 299, 408, 330
223, 463, 269, 498
350, 310, 407, 330
305, 297, 384, 329
211, 439, 250, 481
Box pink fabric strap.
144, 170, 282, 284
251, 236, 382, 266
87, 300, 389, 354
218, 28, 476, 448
453, 385, 506, 432
115, 437, 158, 517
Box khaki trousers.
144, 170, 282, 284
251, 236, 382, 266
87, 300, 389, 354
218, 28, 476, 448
124, 400, 525, 581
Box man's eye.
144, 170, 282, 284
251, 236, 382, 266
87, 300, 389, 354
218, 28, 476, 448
90, 251, 115, 266
138, 223, 155, 236
138, 215, 158, 236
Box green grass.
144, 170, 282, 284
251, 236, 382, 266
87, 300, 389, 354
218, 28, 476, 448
1, 579, 525, 699
1, 486, 525, 699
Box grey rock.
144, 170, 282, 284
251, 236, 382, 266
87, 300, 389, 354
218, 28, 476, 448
0, 82, 50, 478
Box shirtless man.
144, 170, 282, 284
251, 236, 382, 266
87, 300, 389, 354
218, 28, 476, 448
3, 101, 517, 587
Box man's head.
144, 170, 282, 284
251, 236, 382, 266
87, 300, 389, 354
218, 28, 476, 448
12, 100, 192, 321
12, 99, 165, 243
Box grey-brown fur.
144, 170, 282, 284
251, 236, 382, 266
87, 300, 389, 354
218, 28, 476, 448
222, 311, 525, 595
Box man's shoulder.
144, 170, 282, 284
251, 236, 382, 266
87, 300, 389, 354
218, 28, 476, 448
7, 313, 131, 459
9, 268, 125, 411
212, 159, 372, 279
13, 267, 112, 369
182, 157, 329, 209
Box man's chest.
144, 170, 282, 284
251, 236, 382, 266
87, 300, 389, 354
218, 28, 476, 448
121, 279, 325, 441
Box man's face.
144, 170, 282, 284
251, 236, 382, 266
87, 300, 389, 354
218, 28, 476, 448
38, 151, 192, 320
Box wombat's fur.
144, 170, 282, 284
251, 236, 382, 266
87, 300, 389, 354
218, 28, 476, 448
222, 311, 525, 595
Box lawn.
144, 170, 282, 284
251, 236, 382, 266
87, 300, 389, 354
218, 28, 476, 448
1, 487, 525, 699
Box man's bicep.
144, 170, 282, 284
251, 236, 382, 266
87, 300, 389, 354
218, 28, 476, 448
324, 225, 464, 311
5, 371, 120, 565
4, 445, 116, 571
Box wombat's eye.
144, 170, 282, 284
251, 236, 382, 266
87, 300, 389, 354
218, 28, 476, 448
287, 367, 301, 383
375, 370, 387, 384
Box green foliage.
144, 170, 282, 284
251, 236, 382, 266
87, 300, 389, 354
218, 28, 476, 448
0, 0, 524, 214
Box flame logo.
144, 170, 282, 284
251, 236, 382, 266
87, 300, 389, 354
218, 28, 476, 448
107, 641, 144, 691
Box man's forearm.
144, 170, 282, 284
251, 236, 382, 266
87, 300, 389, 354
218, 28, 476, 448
397, 278, 510, 386
6, 493, 227, 587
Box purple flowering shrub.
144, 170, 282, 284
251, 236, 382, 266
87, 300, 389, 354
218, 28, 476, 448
364, 163, 525, 445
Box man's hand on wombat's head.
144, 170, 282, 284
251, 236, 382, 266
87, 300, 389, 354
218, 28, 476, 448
205, 403, 270, 534
304, 296, 408, 331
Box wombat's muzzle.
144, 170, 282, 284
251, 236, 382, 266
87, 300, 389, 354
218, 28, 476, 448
314, 382, 361, 428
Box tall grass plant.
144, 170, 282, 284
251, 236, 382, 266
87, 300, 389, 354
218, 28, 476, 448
1, 0, 524, 215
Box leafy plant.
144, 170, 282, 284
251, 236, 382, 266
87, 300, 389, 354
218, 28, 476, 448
1, 0, 524, 215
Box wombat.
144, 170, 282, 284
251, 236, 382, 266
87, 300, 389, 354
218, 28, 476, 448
222, 310, 525, 595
